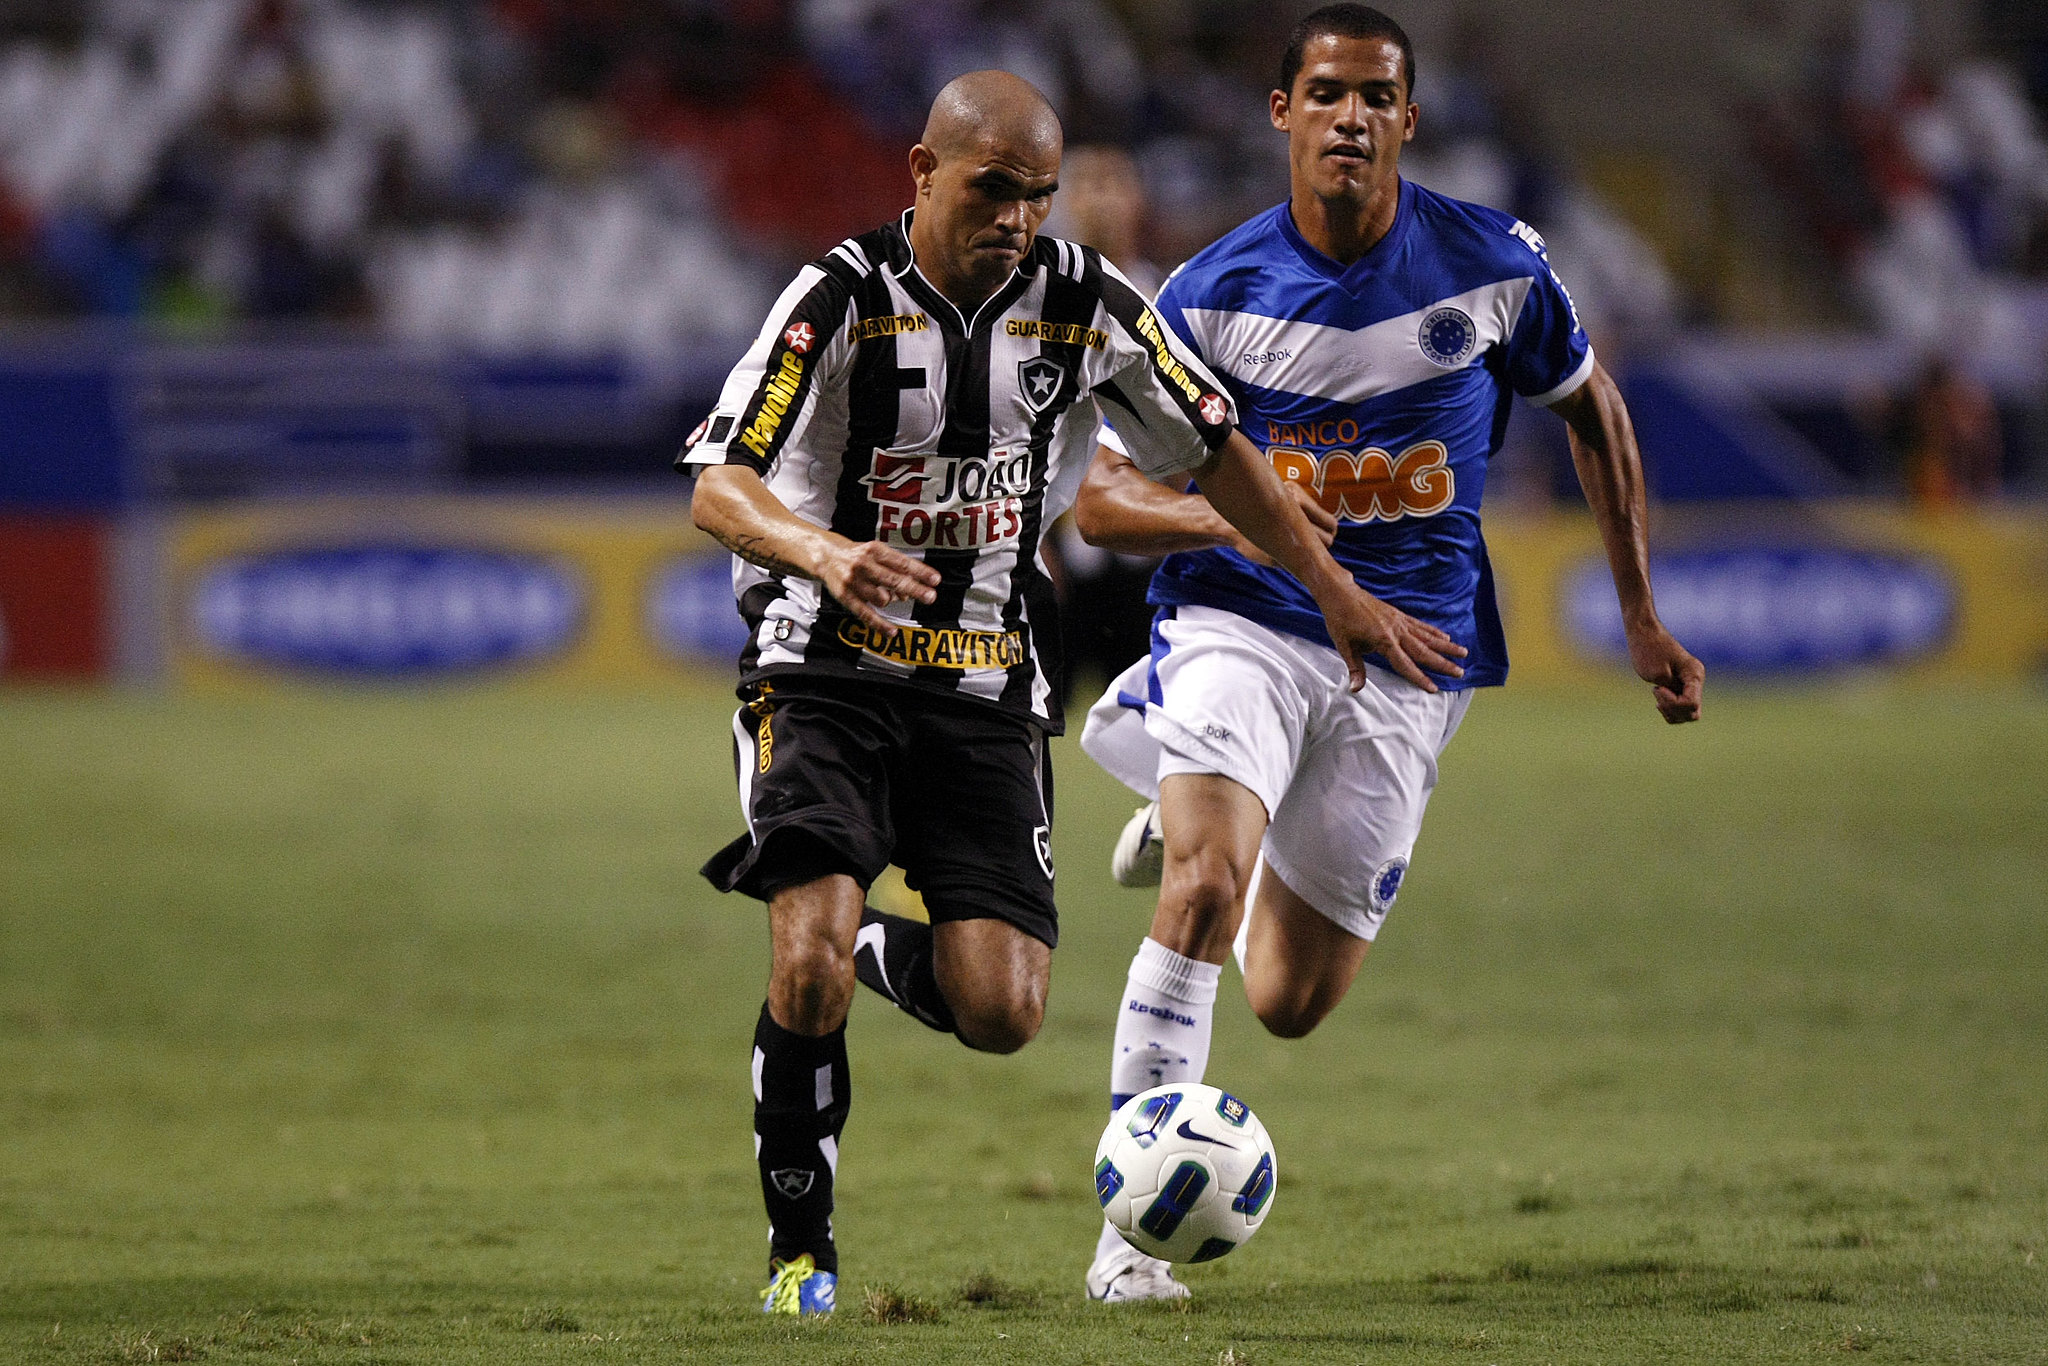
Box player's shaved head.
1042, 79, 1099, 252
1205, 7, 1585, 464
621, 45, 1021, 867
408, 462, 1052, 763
921, 70, 1062, 164
907, 71, 1063, 311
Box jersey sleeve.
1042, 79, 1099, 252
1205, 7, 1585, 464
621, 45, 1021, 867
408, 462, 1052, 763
1501, 220, 1596, 405
1083, 254, 1237, 479
677, 264, 854, 475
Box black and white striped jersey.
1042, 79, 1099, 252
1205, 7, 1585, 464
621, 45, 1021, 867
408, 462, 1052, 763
679, 209, 1237, 730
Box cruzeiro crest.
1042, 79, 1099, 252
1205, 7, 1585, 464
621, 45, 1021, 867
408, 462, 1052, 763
1417, 306, 1477, 367
1017, 357, 1066, 414
1368, 855, 1408, 915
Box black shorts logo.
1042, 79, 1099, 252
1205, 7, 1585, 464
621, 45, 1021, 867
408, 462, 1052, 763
748, 686, 777, 773
1033, 824, 1054, 880
770, 1167, 815, 1198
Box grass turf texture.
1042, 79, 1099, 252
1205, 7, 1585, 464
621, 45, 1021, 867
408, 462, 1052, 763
2, 680, 2044, 1364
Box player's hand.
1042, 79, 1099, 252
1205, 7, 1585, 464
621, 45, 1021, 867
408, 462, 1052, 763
1315, 581, 1467, 693
1626, 621, 1704, 723
821, 539, 942, 637
1228, 482, 1336, 566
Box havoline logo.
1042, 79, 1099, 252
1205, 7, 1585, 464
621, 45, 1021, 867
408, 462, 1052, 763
192, 547, 582, 675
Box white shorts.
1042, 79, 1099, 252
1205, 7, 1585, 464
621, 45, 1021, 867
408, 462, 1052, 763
1081, 605, 1473, 941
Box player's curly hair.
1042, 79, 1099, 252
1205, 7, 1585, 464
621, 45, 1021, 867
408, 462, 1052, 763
1279, 4, 1415, 98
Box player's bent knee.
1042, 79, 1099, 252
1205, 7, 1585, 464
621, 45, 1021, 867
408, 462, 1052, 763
1244, 977, 1332, 1040
1249, 997, 1321, 1040
1164, 846, 1249, 925
955, 1002, 1042, 1054
770, 938, 855, 1034
950, 982, 1045, 1055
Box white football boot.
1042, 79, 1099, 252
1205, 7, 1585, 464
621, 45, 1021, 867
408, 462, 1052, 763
1110, 802, 1165, 888
1086, 1220, 1190, 1301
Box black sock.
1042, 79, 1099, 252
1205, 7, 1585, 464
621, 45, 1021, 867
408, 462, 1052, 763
853, 907, 958, 1034
752, 1002, 848, 1275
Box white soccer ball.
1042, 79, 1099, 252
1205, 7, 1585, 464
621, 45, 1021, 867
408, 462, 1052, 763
1093, 1082, 1277, 1264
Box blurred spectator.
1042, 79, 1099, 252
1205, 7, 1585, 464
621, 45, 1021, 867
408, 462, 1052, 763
1743, 0, 2048, 358
1046, 144, 1160, 295
1897, 356, 2004, 506
1043, 144, 1163, 699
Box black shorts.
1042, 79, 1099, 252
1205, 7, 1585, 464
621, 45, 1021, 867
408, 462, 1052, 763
700, 674, 1058, 948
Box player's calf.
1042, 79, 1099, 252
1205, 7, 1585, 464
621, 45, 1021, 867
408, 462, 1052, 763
1238, 872, 1375, 1039
767, 876, 863, 1034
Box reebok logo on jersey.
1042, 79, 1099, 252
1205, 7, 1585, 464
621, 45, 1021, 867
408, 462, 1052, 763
1266, 439, 1456, 524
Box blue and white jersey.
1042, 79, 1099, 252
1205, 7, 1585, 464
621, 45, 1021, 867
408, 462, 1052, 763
1141, 179, 1594, 688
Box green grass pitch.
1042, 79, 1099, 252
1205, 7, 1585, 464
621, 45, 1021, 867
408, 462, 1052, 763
2, 678, 2044, 1364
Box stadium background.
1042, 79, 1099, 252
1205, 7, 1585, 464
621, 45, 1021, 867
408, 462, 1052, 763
3, 2, 2046, 1362
1, 0, 2045, 686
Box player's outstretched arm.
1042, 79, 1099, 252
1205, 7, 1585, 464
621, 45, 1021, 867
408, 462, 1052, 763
1549, 363, 1704, 723
691, 465, 940, 637
1191, 430, 1466, 694
1074, 444, 1337, 559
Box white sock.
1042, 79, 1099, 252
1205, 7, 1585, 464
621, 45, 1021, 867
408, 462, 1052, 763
1109, 937, 1221, 1108
1098, 937, 1222, 1270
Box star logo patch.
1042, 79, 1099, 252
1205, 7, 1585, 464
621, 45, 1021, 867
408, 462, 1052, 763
1017, 357, 1066, 414
783, 321, 815, 354
1198, 392, 1228, 425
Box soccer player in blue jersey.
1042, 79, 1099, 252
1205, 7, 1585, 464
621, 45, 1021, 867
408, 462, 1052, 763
1077, 5, 1705, 1301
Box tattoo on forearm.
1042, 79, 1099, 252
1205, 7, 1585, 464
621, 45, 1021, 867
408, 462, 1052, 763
712, 528, 810, 579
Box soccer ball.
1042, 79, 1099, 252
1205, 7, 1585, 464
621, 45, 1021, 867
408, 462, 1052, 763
1093, 1082, 1277, 1264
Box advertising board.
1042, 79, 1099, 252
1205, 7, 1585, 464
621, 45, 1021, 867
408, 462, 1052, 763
0, 515, 110, 679
166, 498, 731, 689
161, 498, 2048, 691
1485, 504, 2048, 686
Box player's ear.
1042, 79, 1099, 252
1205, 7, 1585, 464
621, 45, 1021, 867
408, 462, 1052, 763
908, 143, 938, 198
1403, 98, 1418, 143
1269, 88, 1289, 132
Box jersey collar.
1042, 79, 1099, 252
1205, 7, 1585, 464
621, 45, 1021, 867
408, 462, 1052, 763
1277, 177, 1412, 291
892, 208, 1034, 336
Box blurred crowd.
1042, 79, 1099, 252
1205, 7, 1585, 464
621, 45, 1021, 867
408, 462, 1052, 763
5, 1, 2044, 350
0, 0, 2041, 505
1740, 0, 2048, 352
0, 0, 1696, 356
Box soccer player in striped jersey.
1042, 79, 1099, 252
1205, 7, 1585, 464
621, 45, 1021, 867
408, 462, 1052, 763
680, 69, 1459, 1314
1073, 5, 1706, 1300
